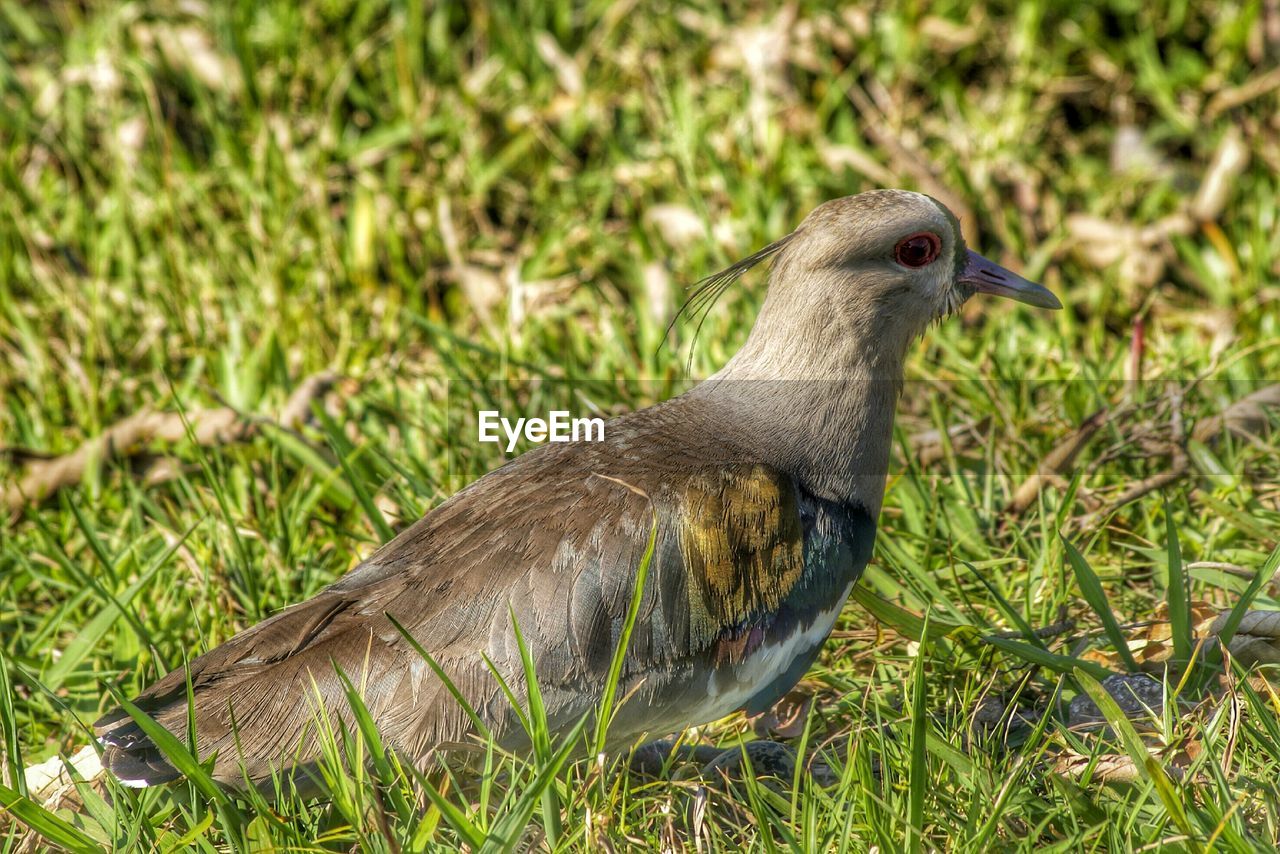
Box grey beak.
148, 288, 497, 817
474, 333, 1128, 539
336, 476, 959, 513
959, 249, 1062, 310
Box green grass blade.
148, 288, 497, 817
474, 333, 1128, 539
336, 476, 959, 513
484, 715, 589, 854
1062, 534, 1139, 672
481, 653, 531, 739
1211, 542, 1280, 661
324, 426, 395, 543
984, 637, 1111, 680
732, 743, 787, 854
1164, 498, 1193, 667
0, 646, 26, 799
594, 509, 658, 756
417, 777, 487, 849
506, 607, 561, 848
1073, 670, 1152, 773
1146, 756, 1197, 842
65, 493, 120, 585
46, 516, 201, 691
851, 585, 965, 642
0, 780, 103, 853
28, 512, 160, 668
964, 562, 1048, 650
386, 613, 494, 741
1075, 670, 1197, 843
110, 693, 243, 846
334, 667, 413, 825
906, 611, 930, 854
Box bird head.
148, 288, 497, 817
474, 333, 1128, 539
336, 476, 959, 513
698, 190, 1061, 378
779, 190, 1060, 334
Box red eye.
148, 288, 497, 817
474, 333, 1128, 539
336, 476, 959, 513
894, 232, 942, 268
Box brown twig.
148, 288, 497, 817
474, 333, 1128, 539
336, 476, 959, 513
1088, 446, 1190, 521
1070, 381, 1280, 528
1268, 0, 1280, 54
1007, 408, 1112, 514
2, 372, 339, 516
906, 417, 988, 466
989, 619, 1077, 640
1204, 67, 1280, 121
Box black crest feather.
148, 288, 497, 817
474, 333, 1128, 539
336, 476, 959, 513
663, 232, 795, 369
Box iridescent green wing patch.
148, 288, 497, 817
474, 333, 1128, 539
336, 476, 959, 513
673, 464, 805, 641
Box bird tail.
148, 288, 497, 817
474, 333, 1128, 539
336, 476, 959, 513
94, 709, 183, 787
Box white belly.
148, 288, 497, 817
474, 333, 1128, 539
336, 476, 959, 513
681, 582, 852, 726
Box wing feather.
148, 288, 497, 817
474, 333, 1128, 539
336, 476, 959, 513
95, 409, 819, 786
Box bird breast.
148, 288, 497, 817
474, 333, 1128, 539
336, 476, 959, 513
673, 581, 853, 730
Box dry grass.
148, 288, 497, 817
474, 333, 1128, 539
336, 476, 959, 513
2, 0, 1280, 849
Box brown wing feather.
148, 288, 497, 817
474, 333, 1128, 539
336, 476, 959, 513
96, 401, 809, 786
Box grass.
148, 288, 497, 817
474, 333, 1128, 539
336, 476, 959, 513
2, 0, 1280, 849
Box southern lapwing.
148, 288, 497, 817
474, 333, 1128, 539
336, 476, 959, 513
95, 190, 1061, 788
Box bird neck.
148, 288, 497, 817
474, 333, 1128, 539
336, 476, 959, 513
691, 302, 910, 516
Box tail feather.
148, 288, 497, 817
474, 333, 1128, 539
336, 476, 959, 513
95, 695, 185, 787
91, 584, 497, 791
98, 736, 182, 787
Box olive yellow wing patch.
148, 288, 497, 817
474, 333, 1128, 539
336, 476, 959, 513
674, 464, 804, 638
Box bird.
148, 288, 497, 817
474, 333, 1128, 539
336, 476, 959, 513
94, 189, 1061, 790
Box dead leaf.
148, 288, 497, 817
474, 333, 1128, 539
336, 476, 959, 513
1146, 601, 1222, 645
817, 143, 896, 187
642, 261, 671, 326
534, 32, 583, 97
1110, 125, 1171, 178
437, 197, 504, 326
1052, 751, 1143, 783
1066, 212, 1192, 285
1190, 128, 1250, 222
1211, 610, 1280, 666
919, 16, 980, 52
20, 745, 101, 800
1052, 750, 1187, 784
708, 5, 796, 95
644, 204, 705, 250
134, 23, 243, 95
907, 418, 987, 467
1192, 383, 1280, 445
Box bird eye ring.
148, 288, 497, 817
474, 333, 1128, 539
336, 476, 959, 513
894, 232, 942, 268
